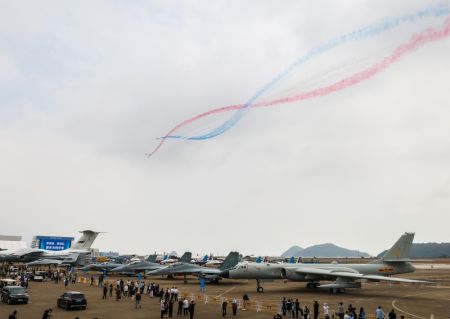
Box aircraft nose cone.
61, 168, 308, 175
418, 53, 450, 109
220, 270, 230, 278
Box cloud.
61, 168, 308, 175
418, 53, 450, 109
0, 0, 449, 256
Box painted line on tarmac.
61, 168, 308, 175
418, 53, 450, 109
391, 290, 434, 319
392, 299, 426, 319
215, 286, 236, 298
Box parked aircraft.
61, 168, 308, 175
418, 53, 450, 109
112, 252, 192, 274
192, 254, 210, 265
81, 262, 124, 272
0, 230, 100, 263
26, 252, 88, 267
221, 233, 424, 293
147, 251, 239, 283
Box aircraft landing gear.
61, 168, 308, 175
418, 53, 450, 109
306, 282, 319, 289
330, 288, 346, 294
256, 279, 264, 293
183, 274, 187, 285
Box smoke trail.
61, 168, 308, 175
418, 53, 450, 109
184, 3, 450, 141
147, 4, 450, 156
162, 17, 450, 139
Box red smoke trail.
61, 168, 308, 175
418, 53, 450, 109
148, 19, 450, 157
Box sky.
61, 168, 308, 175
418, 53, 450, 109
1, 0, 449, 257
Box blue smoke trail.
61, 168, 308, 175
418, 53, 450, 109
166, 3, 450, 141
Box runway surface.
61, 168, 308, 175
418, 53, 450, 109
0, 269, 448, 319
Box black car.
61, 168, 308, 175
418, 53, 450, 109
1, 286, 29, 304
57, 291, 87, 310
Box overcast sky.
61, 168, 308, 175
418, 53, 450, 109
1, 1, 449, 257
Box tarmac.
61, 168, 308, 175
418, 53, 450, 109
0, 268, 449, 319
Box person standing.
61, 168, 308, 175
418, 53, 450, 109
115, 287, 121, 301
232, 299, 238, 316
294, 299, 301, 318
183, 298, 190, 316
323, 303, 330, 319
135, 291, 142, 309
303, 305, 310, 319
313, 301, 319, 319
222, 299, 228, 317
109, 283, 113, 297
103, 284, 108, 299
9, 310, 17, 319
376, 306, 385, 319
242, 293, 249, 310
189, 300, 196, 319
359, 308, 366, 319
282, 297, 287, 316
287, 299, 293, 318
338, 303, 345, 319
42, 310, 50, 319
177, 298, 184, 316
388, 309, 396, 319
161, 300, 166, 318
168, 299, 174, 317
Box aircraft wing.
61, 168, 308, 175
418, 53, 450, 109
26, 259, 62, 266
294, 268, 426, 283
11, 248, 44, 257
181, 268, 220, 275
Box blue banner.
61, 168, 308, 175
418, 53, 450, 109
39, 238, 72, 251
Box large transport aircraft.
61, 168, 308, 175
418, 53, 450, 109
220, 233, 424, 293
147, 251, 240, 283
0, 230, 100, 263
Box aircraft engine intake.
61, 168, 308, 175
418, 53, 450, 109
281, 268, 306, 281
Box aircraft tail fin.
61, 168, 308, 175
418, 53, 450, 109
71, 230, 100, 250
147, 254, 157, 263
220, 251, 240, 271
202, 255, 208, 262
255, 256, 262, 263
180, 251, 192, 263
289, 256, 295, 264
382, 232, 415, 262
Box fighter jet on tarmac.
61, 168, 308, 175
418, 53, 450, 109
81, 261, 124, 272
220, 233, 425, 293
112, 252, 192, 273
147, 251, 239, 283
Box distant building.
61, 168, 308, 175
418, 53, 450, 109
0, 235, 27, 251
90, 248, 100, 258
100, 251, 120, 258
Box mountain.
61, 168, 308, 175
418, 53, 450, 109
281, 246, 304, 258
282, 243, 370, 258
377, 243, 450, 258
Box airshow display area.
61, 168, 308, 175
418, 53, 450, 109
1, 231, 450, 319
2, 1, 450, 319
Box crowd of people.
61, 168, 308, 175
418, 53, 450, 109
272, 299, 404, 319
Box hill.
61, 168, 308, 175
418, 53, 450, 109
282, 243, 370, 258
377, 242, 450, 258
281, 246, 304, 258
